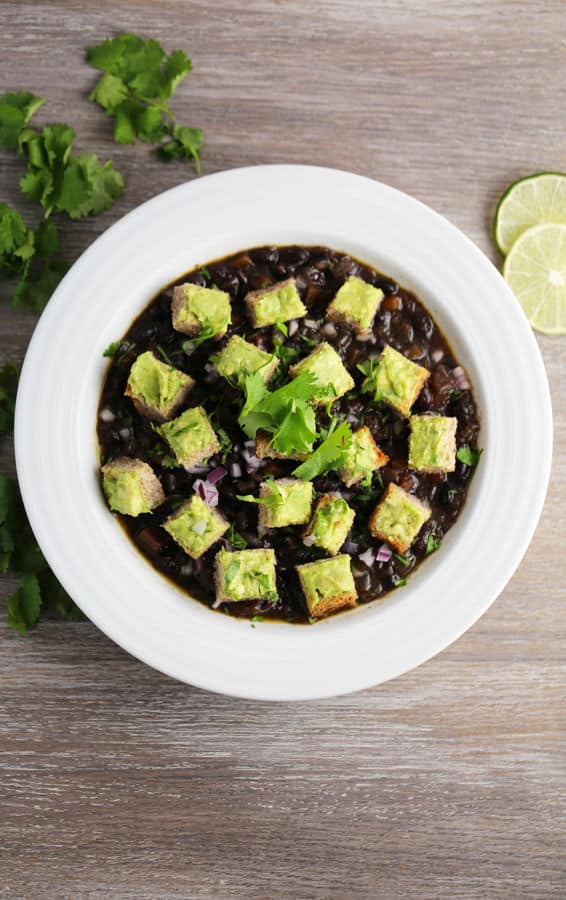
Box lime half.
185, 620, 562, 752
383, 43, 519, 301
494, 172, 566, 255
503, 223, 566, 334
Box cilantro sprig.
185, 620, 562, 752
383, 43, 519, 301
292, 420, 352, 481
238, 371, 324, 456
87, 33, 203, 171
1, 474, 82, 632
0, 91, 123, 312
456, 445, 482, 467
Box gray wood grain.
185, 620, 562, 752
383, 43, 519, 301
1, 1, 565, 897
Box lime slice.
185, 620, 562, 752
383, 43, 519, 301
503, 223, 566, 334
494, 172, 566, 255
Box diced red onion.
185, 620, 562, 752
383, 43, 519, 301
207, 466, 227, 484
242, 447, 263, 469
193, 478, 219, 507
304, 318, 317, 329
376, 543, 392, 563
99, 407, 115, 423
343, 541, 359, 554
303, 534, 316, 547
452, 366, 471, 390
356, 332, 376, 343
431, 349, 444, 364
322, 322, 337, 337
230, 462, 242, 478
192, 519, 207, 535
288, 319, 298, 337
359, 546, 376, 567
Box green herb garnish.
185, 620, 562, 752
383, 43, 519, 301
86, 33, 202, 170
456, 445, 482, 467
425, 532, 441, 555
292, 420, 352, 481
226, 524, 247, 550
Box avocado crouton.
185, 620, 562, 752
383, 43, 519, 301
163, 495, 229, 559
244, 278, 306, 328
296, 555, 357, 619
369, 482, 431, 553
326, 276, 383, 334
303, 494, 355, 556
125, 351, 195, 423
362, 345, 430, 417
408, 415, 457, 473
101, 457, 165, 516
171, 283, 231, 340
158, 406, 220, 471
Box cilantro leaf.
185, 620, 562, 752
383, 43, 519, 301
87, 33, 201, 171
7, 574, 41, 634
0, 92, 44, 148
237, 371, 322, 455
425, 532, 441, 555
0, 363, 20, 434
1, 473, 83, 631
226, 524, 247, 550
456, 445, 482, 467
271, 400, 317, 455
293, 421, 352, 481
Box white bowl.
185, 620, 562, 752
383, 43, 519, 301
15, 165, 552, 701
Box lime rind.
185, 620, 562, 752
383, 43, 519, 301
503, 222, 566, 335
494, 172, 566, 256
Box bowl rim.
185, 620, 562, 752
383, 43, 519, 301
15, 164, 553, 700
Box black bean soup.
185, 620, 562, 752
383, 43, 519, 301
97, 245, 480, 623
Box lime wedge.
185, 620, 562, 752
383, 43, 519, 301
494, 172, 566, 255
503, 223, 566, 334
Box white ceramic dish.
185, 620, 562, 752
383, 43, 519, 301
15, 165, 552, 701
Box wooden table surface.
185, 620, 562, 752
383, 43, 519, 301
1, 2, 564, 897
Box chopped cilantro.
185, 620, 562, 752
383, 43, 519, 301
292, 421, 352, 481
103, 339, 136, 360
425, 532, 441, 555
226, 524, 247, 550
456, 445, 482, 467
391, 575, 407, 589
251, 615, 264, 623
199, 266, 211, 280
274, 321, 288, 337
86, 33, 202, 171
393, 552, 411, 567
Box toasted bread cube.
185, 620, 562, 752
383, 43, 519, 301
245, 278, 306, 327
289, 342, 355, 405
124, 351, 195, 423
214, 548, 277, 604
101, 457, 165, 517
297, 555, 357, 619
158, 406, 220, 471
258, 478, 313, 528
255, 431, 308, 461
369, 483, 431, 553
171, 283, 231, 339
213, 335, 279, 387
163, 495, 228, 559
409, 415, 457, 473
303, 494, 355, 556
326, 276, 383, 334
362, 345, 430, 417
338, 426, 389, 488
